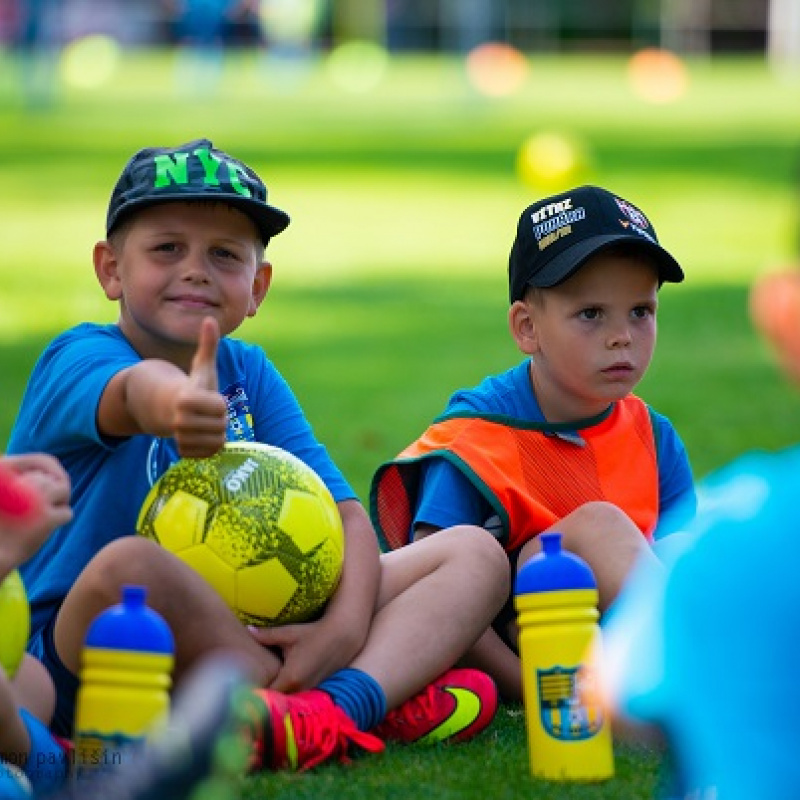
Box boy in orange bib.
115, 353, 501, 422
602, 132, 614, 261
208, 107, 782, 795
371, 185, 696, 701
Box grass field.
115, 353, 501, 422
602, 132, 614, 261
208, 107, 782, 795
1, 47, 799, 798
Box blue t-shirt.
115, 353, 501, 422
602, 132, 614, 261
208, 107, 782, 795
604, 446, 800, 799
413, 360, 695, 542
7, 323, 355, 636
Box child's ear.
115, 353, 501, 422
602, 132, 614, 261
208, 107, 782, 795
509, 299, 539, 354
247, 262, 273, 317
94, 240, 123, 301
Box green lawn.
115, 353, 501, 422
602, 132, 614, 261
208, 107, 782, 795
1, 47, 799, 798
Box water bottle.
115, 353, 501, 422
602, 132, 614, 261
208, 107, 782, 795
514, 532, 614, 781
73, 584, 174, 780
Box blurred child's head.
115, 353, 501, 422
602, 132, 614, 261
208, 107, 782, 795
750, 269, 800, 383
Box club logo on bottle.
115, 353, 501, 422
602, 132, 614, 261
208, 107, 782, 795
537, 665, 604, 741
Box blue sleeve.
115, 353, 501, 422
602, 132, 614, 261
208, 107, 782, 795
651, 409, 697, 540
7, 325, 138, 457
413, 458, 492, 532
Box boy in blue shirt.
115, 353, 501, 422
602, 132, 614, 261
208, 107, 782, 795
7, 139, 509, 772
372, 185, 696, 702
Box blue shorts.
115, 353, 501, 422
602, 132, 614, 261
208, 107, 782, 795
27, 617, 79, 739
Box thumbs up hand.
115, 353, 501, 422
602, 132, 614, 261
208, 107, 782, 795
173, 317, 228, 458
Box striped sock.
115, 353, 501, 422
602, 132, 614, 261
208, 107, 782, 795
319, 668, 387, 731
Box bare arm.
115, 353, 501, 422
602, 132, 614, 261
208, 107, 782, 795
97, 317, 228, 458
249, 498, 381, 693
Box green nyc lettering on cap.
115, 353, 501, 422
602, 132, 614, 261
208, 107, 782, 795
106, 138, 290, 245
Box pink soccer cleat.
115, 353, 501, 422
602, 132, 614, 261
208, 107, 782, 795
373, 668, 499, 745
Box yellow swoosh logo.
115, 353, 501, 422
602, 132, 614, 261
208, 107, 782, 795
283, 712, 298, 769
417, 686, 481, 744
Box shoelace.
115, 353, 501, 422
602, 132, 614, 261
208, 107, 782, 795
381, 683, 439, 729
292, 698, 384, 770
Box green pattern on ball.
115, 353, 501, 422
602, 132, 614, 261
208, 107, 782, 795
137, 443, 344, 626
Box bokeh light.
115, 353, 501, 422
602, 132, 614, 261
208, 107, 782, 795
465, 42, 529, 97
516, 131, 592, 194
326, 40, 389, 93
60, 34, 121, 91
627, 47, 689, 104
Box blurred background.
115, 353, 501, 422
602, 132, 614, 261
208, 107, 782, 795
1, 0, 799, 502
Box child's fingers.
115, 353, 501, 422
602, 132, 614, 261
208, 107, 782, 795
188, 317, 220, 393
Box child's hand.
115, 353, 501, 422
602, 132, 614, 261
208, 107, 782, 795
0, 453, 72, 575
172, 317, 228, 459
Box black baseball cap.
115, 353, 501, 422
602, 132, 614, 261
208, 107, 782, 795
508, 185, 683, 303
106, 138, 290, 245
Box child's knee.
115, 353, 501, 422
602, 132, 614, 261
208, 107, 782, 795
79, 536, 168, 600
447, 525, 510, 598
568, 501, 635, 531
555, 501, 642, 550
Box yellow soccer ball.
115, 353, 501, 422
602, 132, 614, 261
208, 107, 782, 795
136, 442, 344, 627
0, 569, 30, 678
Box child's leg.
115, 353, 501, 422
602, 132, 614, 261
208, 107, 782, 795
0, 670, 28, 764
11, 654, 55, 724
251, 524, 509, 770
349, 524, 509, 710
0, 663, 66, 794
519, 501, 661, 613
52, 536, 281, 700
455, 502, 661, 703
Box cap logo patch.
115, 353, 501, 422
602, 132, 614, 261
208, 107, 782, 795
530, 198, 586, 251
153, 146, 253, 199
614, 197, 656, 243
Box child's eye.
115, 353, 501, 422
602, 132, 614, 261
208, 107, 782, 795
154, 242, 178, 253
578, 308, 601, 320
632, 306, 655, 319
212, 247, 239, 261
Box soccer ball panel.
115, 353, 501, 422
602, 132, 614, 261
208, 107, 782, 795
179, 544, 237, 608
236, 558, 299, 621
278, 489, 344, 555
152, 490, 209, 552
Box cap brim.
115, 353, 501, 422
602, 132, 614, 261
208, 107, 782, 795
530, 234, 684, 288
108, 194, 291, 245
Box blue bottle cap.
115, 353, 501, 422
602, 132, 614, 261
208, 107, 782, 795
85, 584, 175, 654
514, 532, 597, 594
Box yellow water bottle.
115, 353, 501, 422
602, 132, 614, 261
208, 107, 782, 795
515, 532, 614, 781
73, 584, 174, 780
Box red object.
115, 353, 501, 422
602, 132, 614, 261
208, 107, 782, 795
0, 462, 42, 520
250, 688, 383, 771
373, 668, 499, 744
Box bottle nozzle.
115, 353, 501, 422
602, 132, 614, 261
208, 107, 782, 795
122, 584, 147, 609
541, 532, 562, 556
